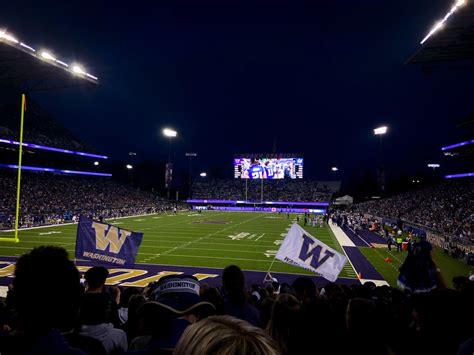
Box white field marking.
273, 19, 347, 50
348, 227, 372, 247
228, 232, 250, 241
133, 219, 145, 222
264, 216, 282, 219
280, 233, 286, 237
38, 231, 62, 235
328, 224, 356, 247
139, 253, 273, 262
0, 212, 166, 232
273, 240, 283, 246
112, 222, 123, 225
139, 247, 265, 254
187, 214, 200, 217
255, 233, 265, 241
134, 261, 359, 280
361, 279, 390, 287
328, 224, 359, 279
247, 234, 257, 240
140, 240, 280, 248
150, 213, 266, 260
264, 250, 278, 257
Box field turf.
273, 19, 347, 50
0, 211, 357, 279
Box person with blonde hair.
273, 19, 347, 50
174, 315, 280, 355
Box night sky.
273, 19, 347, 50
1, 0, 472, 181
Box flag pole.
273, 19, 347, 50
13, 94, 26, 243
264, 254, 279, 283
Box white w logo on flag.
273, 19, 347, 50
92, 222, 131, 254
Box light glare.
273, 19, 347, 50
126, 164, 133, 169
373, 126, 388, 135
163, 128, 178, 137
200, 172, 207, 177
72, 65, 86, 75
41, 51, 56, 61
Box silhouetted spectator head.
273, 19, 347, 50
346, 298, 377, 334
12, 246, 81, 334
80, 293, 110, 325
85, 266, 109, 292
222, 265, 246, 304
119, 287, 140, 308
174, 315, 280, 355
267, 294, 302, 354
292, 277, 316, 303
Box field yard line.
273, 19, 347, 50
141, 254, 272, 262
139, 246, 267, 254
0, 212, 166, 232
152, 213, 266, 259
0, 211, 225, 234
255, 233, 265, 241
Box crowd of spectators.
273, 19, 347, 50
0, 101, 95, 152
0, 173, 172, 229
192, 179, 339, 202
0, 246, 473, 354
356, 179, 474, 244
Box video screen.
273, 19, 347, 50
234, 157, 303, 179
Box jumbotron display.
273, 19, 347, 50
234, 155, 303, 179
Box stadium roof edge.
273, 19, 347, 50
0, 28, 99, 90
407, 0, 474, 64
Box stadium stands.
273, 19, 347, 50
192, 179, 340, 202
0, 248, 473, 354
0, 100, 96, 152
0, 172, 171, 229
356, 179, 474, 246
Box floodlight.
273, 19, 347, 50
373, 126, 388, 135
20, 42, 35, 52
163, 128, 177, 137
0, 31, 19, 43
200, 172, 207, 177
94, 161, 99, 166
420, 0, 468, 44
331, 167, 338, 172
40, 51, 56, 61
427, 164, 440, 168
126, 164, 133, 169
72, 65, 86, 75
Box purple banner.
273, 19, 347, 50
75, 216, 143, 267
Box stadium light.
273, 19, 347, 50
72, 65, 86, 75
94, 161, 99, 166
0, 27, 99, 82
0, 30, 19, 44
163, 128, 177, 137
126, 164, 133, 169
373, 126, 388, 135
331, 167, 338, 172
200, 172, 207, 177
40, 51, 56, 61
420, 0, 468, 44
427, 163, 440, 168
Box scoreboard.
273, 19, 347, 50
234, 155, 303, 179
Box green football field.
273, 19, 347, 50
1, 211, 472, 287
0, 211, 357, 279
